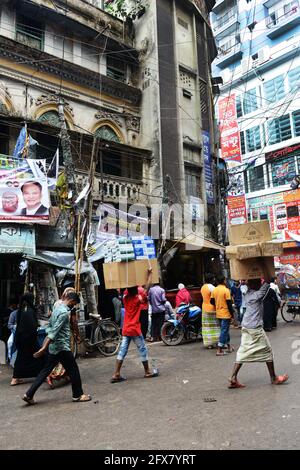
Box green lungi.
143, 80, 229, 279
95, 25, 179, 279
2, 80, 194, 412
236, 326, 273, 363
202, 309, 220, 347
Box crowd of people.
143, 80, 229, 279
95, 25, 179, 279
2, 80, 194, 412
0, 270, 289, 406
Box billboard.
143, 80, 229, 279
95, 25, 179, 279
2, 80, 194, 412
202, 131, 214, 204
0, 156, 50, 224
218, 95, 247, 225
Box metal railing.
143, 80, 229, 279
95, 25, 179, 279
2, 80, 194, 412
266, 2, 299, 29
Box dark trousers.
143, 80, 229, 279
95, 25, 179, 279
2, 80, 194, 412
140, 309, 149, 339
151, 312, 165, 340
26, 350, 83, 399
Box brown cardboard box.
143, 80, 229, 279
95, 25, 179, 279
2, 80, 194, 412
103, 258, 159, 289
228, 221, 272, 246
229, 257, 275, 281
259, 241, 283, 257
225, 243, 261, 260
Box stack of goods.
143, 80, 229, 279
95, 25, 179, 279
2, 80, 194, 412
226, 221, 283, 280
103, 238, 135, 263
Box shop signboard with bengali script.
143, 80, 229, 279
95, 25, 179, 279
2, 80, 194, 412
0, 156, 50, 224
218, 95, 247, 225
0, 226, 36, 255
202, 131, 214, 204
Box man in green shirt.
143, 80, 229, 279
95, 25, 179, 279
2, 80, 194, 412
23, 291, 91, 405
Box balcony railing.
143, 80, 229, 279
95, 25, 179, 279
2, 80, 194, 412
214, 8, 238, 31
75, 172, 149, 205
266, 2, 299, 29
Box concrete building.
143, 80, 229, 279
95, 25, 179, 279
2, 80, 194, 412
212, 0, 300, 269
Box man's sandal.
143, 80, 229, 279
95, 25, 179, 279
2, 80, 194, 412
228, 379, 246, 389
72, 394, 92, 402
272, 374, 289, 385
22, 394, 35, 405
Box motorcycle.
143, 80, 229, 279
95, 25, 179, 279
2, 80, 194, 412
161, 303, 202, 346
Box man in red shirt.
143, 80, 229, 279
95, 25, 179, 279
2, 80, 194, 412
111, 269, 159, 383
138, 286, 148, 339
175, 283, 192, 308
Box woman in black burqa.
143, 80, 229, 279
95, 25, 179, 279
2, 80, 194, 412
11, 293, 45, 386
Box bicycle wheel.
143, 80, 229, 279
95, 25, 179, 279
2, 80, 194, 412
281, 302, 297, 323
95, 320, 121, 356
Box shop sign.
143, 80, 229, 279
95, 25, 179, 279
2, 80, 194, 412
265, 143, 300, 161
202, 131, 214, 204
0, 226, 36, 255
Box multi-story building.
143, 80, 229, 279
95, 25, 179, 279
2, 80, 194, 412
0, 0, 223, 311
212, 0, 300, 269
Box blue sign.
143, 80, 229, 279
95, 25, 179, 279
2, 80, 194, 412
202, 131, 214, 204
131, 236, 156, 260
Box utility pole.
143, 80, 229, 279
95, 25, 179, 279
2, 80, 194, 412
58, 97, 77, 200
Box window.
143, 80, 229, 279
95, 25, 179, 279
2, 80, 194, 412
82, 44, 98, 71
185, 167, 201, 197
287, 205, 299, 217
245, 166, 265, 193
95, 126, 120, 142
246, 126, 261, 152
268, 114, 292, 144
236, 96, 243, 118
240, 131, 246, 154
271, 156, 296, 187
243, 88, 258, 114
288, 66, 300, 92
16, 14, 44, 50
292, 110, 300, 137
107, 56, 127, 83
264, 75, 285, 103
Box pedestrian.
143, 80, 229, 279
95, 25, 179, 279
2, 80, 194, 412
210, 275, 235, 356
270, 277, 281, 329
111, 269, 159, 383
138, 285, 149, 339
11, 293, 45, 386
111, 290, 122, 325
175, 283, 191, 308
22, 291, 91, 405
200, 273, 220, 349
148, 282, 167, 342
231, 281, 242, 326
263, 287, 280, 332
229, 279, 288, 389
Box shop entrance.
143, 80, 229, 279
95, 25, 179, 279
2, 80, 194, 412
0, 255, 24, 307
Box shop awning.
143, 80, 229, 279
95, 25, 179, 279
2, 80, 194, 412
177, 233, 225, 251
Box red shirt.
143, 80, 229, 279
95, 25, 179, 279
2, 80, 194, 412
175, 288, 191, 307
123, 292, 142, 337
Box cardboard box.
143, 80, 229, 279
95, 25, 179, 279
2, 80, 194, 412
103, 258, 159, 289
229, 257, 275, 281
228, 221, 272, 246
259, 241, 283, 257
226, 243, 261, 260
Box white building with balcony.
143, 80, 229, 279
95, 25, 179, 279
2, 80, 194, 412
212, 0, 300, 267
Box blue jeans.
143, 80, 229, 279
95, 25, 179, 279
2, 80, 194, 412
117, 335, 148, 362
218, 319, 231, 348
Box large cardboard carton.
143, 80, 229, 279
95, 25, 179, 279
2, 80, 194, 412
225, 243, 261, 260
228, 221, 272, 246
229, 257, 275, 281
103, 258, 159, 289
259, 241, 283, 257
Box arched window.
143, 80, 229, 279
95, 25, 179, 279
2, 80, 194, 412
95, 125, 120, 142
37, 111, 70, 128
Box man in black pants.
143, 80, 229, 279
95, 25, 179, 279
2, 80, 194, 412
22, 291, 91, 405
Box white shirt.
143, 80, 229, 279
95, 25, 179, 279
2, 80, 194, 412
26, 205, 42, 215
240, 284, 248, 309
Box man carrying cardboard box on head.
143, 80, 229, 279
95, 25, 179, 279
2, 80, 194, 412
111, 268, 159, 383
228, 278, 289, 389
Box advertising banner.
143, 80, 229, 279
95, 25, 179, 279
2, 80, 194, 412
218, 95, 247, 225
202, 131, 214, 204
0, 156, 50, 224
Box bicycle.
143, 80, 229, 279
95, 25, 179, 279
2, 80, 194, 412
76, 313, 121, 357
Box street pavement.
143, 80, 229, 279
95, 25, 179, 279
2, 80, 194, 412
1, 318, 300, 450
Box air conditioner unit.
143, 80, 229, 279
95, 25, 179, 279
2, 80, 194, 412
258, 47, 270, 64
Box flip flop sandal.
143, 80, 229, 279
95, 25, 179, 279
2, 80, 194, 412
272, 374, 289, 385
110, 376, 127, 384
72, 394, 92, 402
22, 395, 35, 405
144, 371, 159, 378
11, 379, 25, 386
216, 351, 229, 356
228, 380, 246, 389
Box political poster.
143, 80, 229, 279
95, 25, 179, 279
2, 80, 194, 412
0, 156, 50, 224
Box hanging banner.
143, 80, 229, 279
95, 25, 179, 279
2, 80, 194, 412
0, 226, 36, 255
202, 131, 214, 204
0, 156, 50, 224
218, 95, 247, 225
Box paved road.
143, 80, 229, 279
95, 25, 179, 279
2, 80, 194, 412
1, 319, 300, 450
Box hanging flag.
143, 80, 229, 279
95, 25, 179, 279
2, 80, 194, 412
47, 149, 59, 189
13, 125, 38, 158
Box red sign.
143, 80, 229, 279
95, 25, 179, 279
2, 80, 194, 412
280, 249, 300, 266
218, 94, 247, 225
265, 142, 300, 161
